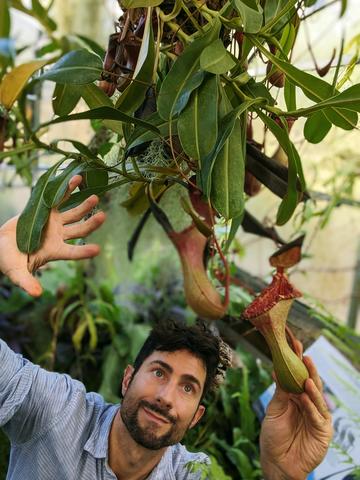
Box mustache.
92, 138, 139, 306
140, 400, 176, 424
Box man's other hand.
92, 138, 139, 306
0, 175, 106, 297
260, 340, 333, 480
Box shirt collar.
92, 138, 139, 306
83, 403, 119, 458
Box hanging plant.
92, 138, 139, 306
1, 0, 359, 320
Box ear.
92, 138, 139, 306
121, 365, 134, 396
189, 404, 206, 429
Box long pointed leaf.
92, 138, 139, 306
158, 19, 221, 120
232, 0, 263, 33
178, 75, 218, 164
251, 37, 358, 130
304, 111, 332, 144
80, 83, 122, 134
257, 111, 304, 225
52, 83, 82, 116
199, 98, 262, 198
59, 179, 130, 211
211, 87, 246, 219
43, 161, 86, 207
16, 159, 65, 253
39, 49, 103, 84
200, 39, 236, 74
39, 106, 160, 133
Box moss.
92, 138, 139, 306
0, 429, 9, 477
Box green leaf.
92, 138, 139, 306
284, 77, 296, 111
84, 164, 108, 189
227, 447, 254, 478
286, 83, 360, 121
257, 111, 303, 225
263, 0, 295, 32
39, 106, 160, 133
0, 143, 36, 161
262, 0, 297, 33
200, 39, 236, 74
276, 189, 298, 226
315, 84, 360, 113
73, 34, 106, 59
158, 18, 221, 120
264, 0, 289, 23
232, 0, 263, 34
87, 311, 98, 351
31, 0, 57, 32
16, 159, 65, 253
52, 83, 82, 116
60, 178, 130, 211
279, 23, 296, 56
80, 83, 122, 134
0, 0, 10, 37
251, 37, 358, 130
116, 8, 155, 114
68, 140, 99, 159
303, 111, 332, 144
121, 0, 163, 7
72, 316, 88, 352
178, 75, 218, 164
243, 78, 275, 105
210, 87, 246, 219
43, 161, 86, 207
39, 49, 103, 84
340, 0, 347, 17
224, 214, 244, 252
50, 138, 99, 160
199, 97, 262, 199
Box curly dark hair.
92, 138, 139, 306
132, 320, 232, 399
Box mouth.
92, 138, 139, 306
142, 406, 170, 425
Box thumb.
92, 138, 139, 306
266, 380, 290, 417
7, 268, 43, 297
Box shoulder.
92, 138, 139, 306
168, 443, 210, 479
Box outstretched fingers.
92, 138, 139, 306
61, 195, 100, 224
55, 243, 101, 261
63, 211, 106, 240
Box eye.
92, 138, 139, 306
153, 369, 163, 378
183, 384, 194, 394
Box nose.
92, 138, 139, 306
155, 380, 177, 410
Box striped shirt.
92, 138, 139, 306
0, 338, 209, 479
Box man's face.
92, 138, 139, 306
120, 349, 206, 450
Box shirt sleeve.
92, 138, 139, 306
0, 338, 85, 444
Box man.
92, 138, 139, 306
0, 176, 333, 479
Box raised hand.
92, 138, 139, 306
260, 343, 333, 480
0, 175, 106, 297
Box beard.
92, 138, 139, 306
120, 396, 192, 450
